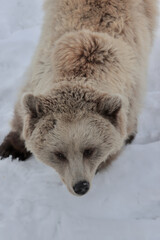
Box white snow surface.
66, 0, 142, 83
0, 1, 160, 239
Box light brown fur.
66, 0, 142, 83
0, 0, 157, 195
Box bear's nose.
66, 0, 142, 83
73, 181, 90, 195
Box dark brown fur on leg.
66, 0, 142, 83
0, 132, 31, 161
125, 134, 136, 145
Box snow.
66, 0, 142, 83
0, 0, 160, 239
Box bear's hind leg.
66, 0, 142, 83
0, 132, 31, 161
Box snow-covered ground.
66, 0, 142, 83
0, 1, 160, 239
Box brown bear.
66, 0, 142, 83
0, 0, 157, 195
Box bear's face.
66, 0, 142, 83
22, 86, 125, 196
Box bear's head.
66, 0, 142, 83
22, 84, 126, 196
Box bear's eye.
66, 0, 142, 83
55, 152, 67, 161
83, 148, 95, 158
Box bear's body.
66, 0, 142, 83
0, 0, 157, 195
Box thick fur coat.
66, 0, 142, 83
0, 0, 157, 195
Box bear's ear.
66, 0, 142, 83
97, 95, 122, 126
22, 94, 44, 119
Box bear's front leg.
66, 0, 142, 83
125, 133, 136, 145
0, 132, 31, 161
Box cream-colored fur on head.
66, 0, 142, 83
0, 0, 157, 195
22, 88, 124, 195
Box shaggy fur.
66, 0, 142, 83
0, 0, 157, 195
